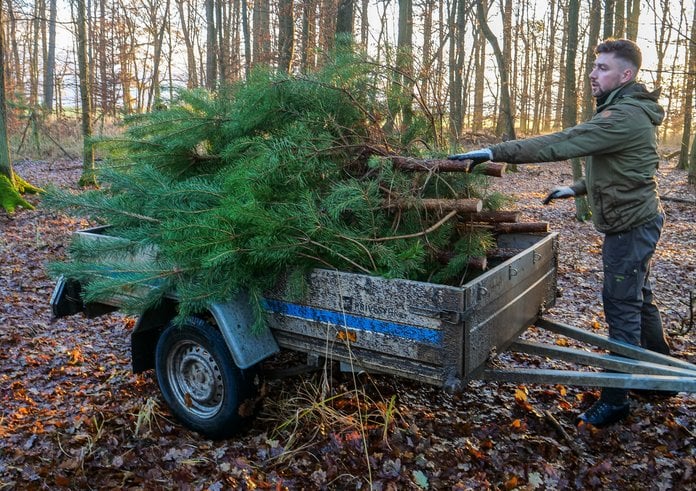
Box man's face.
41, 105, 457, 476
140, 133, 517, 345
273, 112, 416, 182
589, 52, 635, 98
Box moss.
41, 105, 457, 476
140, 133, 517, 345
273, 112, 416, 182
0, 173, 35, 213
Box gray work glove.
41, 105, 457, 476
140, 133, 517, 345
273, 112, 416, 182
447, 148, 493, 171
543, 186, 575, 205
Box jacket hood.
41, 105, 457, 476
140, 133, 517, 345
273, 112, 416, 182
597, 82, 665, 125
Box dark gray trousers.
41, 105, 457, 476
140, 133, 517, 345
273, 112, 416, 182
600, 213, 669, 404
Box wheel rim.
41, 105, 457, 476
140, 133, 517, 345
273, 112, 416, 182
166, 339, 224, 419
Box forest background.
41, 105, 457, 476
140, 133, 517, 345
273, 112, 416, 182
1, 0, 696, 182
1, 0, 696, 488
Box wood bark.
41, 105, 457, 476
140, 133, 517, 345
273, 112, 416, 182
300, 0, 317, 73
389, 157, 506, 177
205, 0, 217, 89
493, 222, 549, 234
0, 15, 34, 212
563, 0, 590, 221
626, 0, 640, 41
678, 3, 696, 171
476, 0, 515, 140
448, 0, 466, 142
176, 0, 199, 88
386, 198, 483, 214
241, 0, 251, 77
614, 0, 626, 37
277, 0, 295, 73
336, 0, 354, 42
44, 0, 57, 112
461, 210, 519, 223
253, 0, 271, 66
76, 0, 96, 186
582, 0, 602, 120
604, 0, 615, 38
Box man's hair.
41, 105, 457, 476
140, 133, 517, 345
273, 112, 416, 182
595, 38, 642, 71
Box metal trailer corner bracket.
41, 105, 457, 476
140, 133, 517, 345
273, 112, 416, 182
480, 317, 696, 393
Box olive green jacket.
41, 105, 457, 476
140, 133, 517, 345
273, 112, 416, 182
490, 82, 665, 234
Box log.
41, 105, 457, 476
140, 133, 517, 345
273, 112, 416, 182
387, 198, 483, 213
486, 247, 524, 261
493, 222, 549, 234
461, 210, 519, 223
435, 252, 488, 271
389, 156, 507, 177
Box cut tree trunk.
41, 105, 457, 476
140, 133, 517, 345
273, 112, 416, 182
387, 198, 483, 213
389, 156, 506, 177
493, 222, 549, 234
461, 210, 519, 223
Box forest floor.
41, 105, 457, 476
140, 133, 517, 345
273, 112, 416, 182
1, 158, 695, 490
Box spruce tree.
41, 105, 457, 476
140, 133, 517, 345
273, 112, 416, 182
46, 49, 508, 328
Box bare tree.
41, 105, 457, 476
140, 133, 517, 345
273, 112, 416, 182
678, 3, 696, 172
0, 6, 39, 213
176, 0, 199, 88
563, 0, 590, 220
253, 0, 271, 66
277, 0, 294, 72
75, 0, 96, 186
43, 0, 57, 112
476, 0, 515, 140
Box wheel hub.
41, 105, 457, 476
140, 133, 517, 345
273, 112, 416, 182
168, 341, 224, 418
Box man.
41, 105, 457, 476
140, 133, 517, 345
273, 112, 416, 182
449, 38, 671, 428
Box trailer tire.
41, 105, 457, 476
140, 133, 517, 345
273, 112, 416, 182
155, 317, 258, 439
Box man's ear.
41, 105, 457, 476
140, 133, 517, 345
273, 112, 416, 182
620, 67, 636, 84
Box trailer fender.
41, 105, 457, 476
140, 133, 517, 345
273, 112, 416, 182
207, 294, 280, 370
133, 295, 279, 373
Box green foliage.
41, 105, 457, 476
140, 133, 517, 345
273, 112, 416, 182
46, 50, 505, 327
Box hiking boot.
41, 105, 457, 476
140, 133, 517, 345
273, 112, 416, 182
576, 400, 630, 428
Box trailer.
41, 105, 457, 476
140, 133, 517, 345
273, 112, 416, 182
51, 226, 696, 439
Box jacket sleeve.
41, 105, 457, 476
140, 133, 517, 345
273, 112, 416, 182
489, 105, 637, 164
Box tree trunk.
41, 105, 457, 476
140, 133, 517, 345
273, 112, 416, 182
44, 0, 57, 113
319, 0, 337, 55
147, 0, 169, 110
385, 0, 414, 136
626, 0, 640, 41
614, 0, 626, 37
277, 0, 295, 73
564, 0, 590, 221
420, 0, 433, 106
604, 0, 615, 38
448, 0, 466, 143
476, 0, 515, 140
253, 0, 271, 67
206, 0, 217, 89
76, 0, 96, 186
0, 13, 38, 207
386, 198, 483, 214
176, 0, 198, 88
358, 0, 368, 48
0, 17, 37, 213
678, 4, 696, 171
241, 0, 251, 77
390, 156, 506, 177
335, 0, 354, 43
690, 126, 696, 186
472, 19, 485, 132
300, 0, 317, 73
582, 0, 602, 120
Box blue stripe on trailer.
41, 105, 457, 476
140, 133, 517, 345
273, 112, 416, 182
263, 299, 443, 346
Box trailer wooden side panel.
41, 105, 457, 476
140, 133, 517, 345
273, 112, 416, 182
265, 233, 559, 389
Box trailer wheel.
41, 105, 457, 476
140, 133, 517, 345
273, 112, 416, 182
155, 318, 258, 439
